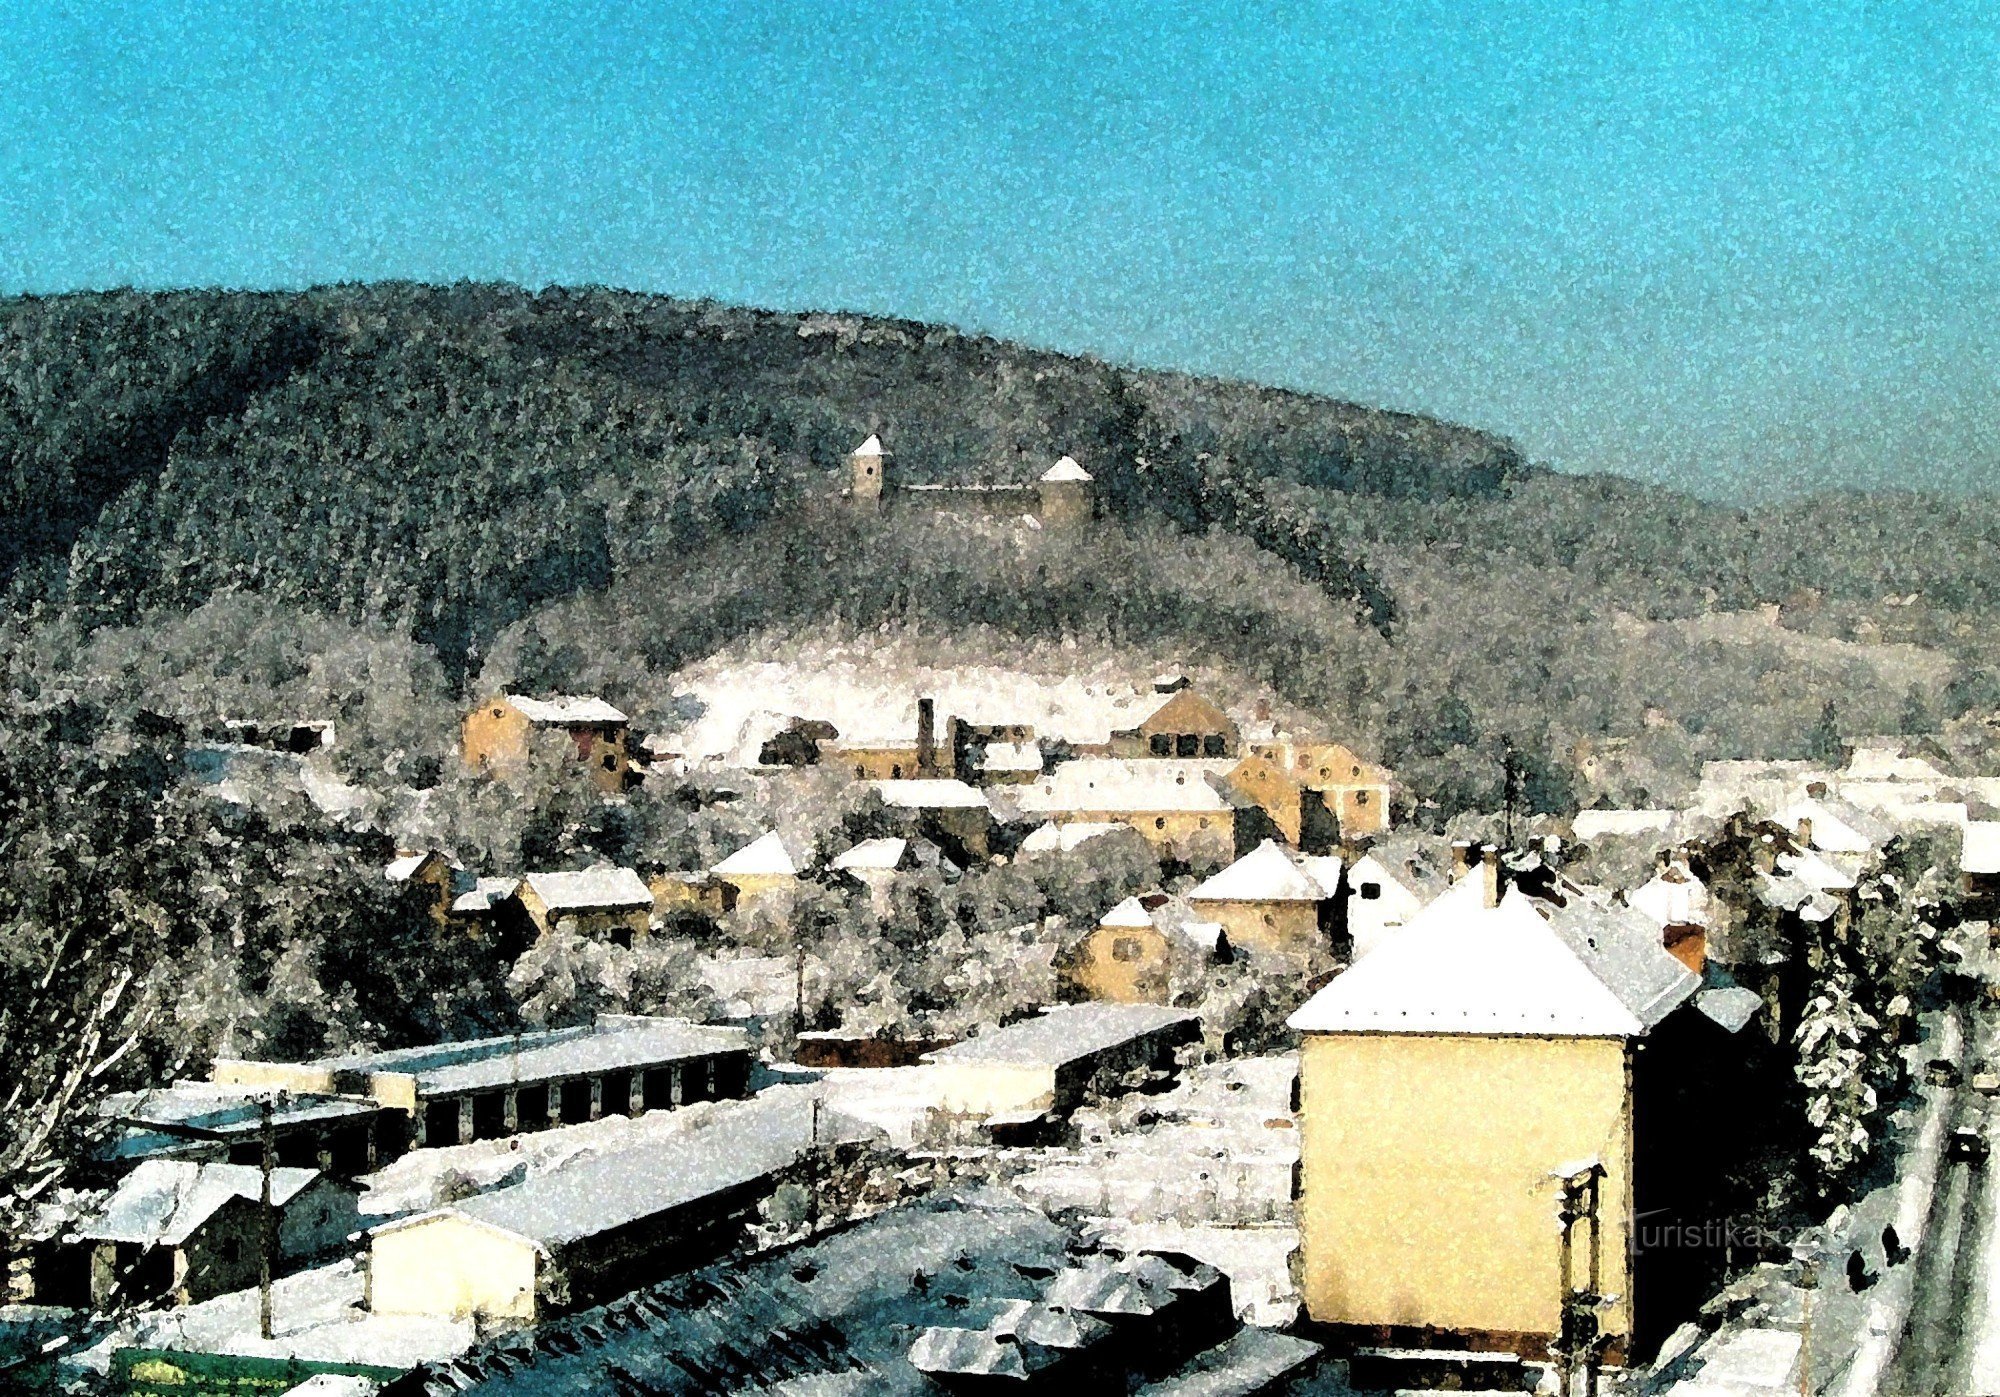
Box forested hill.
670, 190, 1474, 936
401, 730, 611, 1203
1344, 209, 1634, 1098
5, 282, 2000, 812
0, 283, 1514, 653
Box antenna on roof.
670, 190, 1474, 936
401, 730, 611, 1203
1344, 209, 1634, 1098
1501, 738, 1522, 851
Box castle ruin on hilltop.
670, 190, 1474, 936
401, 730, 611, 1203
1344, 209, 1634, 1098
842, 434, 1095, 527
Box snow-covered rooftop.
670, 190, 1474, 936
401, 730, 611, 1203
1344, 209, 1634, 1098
713, 831, 803, 877
1287, 881, 1648, 1037
1628, 863, 1710, 929
928, 1004, 1199, 1067
1189, 840, 1325, 903
831, 836, 910, 872
1542, 893, 1700, 1031
1012, 759, 1233, 816
524, 867, 652, 911
871, 778, 992, 810
1020, 821, 1129, 854
1040, 455, 1093, 483
78, 1160, 322, 1246
1966, 821, 2000, 875
1572, 809, 1676, 840
506, 694, 628, 727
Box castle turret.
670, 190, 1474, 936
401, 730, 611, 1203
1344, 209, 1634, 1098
1037, 455, 1094, 526
849, 434, 887, 508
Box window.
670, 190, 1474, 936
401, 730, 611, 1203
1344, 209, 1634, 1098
492, 708, 503, 718
892, 764, 903, 779
1202, 734, 1227, 757
1263, 913, 1275, 927
1112, 937, 1145, 962
1149, 734, 1173, 757
855, 765, 866, 778
1175, 734, 1200, 757
1199, 818, 1209, 829
1360, 883, 1382, 900
602, 753, 617, 771
1155, 817, 1167, 830
1356, 791, 1369, 805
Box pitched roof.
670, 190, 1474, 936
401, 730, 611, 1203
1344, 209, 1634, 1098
388, 1093, 821, 1253
870, 779, 992, 810
255, 1017, 747, 1097
1020, 821, 1129, 854
524, 867, 652, 912
1189, 840, 1325, 903
1966, 821, 2000, 875
1572, 809, 1676, 840
78, 1160, 322, 1246
1772, 798, 1890, 854
385, 851, 447, 882
852, 433, 885, 456
452, 876, 520, 915
1299, 855, 1345, 898
506, 695, 628, 727
1040, 456, 1092, 483
1011, 760, 1233, 816
1628, 864, 1710, 928
831, 837, 910, 873
1287, 881, 1647, 1037
713, 832, 802, 878
1099, 896, 1156, 929
1542, 893, 1700, 1031
927, 1004, 1198, 1067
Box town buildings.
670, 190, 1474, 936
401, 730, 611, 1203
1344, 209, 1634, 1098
210, 1017, 750, 1150
460, 694, 633, 793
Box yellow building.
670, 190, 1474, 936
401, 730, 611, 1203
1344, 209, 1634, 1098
385, 849, 462, 925
369, 1110, 801, 1324
461, 694, 633, 794
1060, 895, 1225, 1004
1110, 681, 1240, 760
1187, 840, 1332, 956
1244, 740, 1394, 836
1008, 758, 1235, 857
517, 868, 654, 944
711, 831, 805, 909
922, 1004, 1201, 1121
1286, 874, 1695, 1363
1223, 755, 1335, 850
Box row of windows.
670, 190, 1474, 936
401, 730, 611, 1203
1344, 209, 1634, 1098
1149, 733, 1229, 757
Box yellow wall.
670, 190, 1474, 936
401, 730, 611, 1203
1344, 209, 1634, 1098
930, 1061, 1059, 1116
370, 1215, 540, 1322
1227, 758, 1303, 844
718, 871, 797, 910
1058, 808, 1230, 852
462, 698, 531, 773
1327, 784, 1391, 835
833, 746, 924, 780
1297, 1031, 1633, 1350
1065, 923, 1172, 1004
209, 1060, 337, 1095
1191, 898, 1320, 955
517, 884, 651, 941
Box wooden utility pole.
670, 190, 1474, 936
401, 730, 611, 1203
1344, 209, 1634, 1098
258, 1094, 275, 1340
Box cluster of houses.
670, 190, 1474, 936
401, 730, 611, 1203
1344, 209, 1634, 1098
18, 608, 1998, 1397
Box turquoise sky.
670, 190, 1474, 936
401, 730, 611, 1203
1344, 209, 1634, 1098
3, 2, 1996, 498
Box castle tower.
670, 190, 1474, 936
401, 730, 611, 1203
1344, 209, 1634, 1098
849, 434, 887, 509
1037, 455, 1094, 526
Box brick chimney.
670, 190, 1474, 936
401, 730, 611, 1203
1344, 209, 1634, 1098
1450, 840, 1474, 879
916, 697, 937, 778
1479, 844, 1501, 909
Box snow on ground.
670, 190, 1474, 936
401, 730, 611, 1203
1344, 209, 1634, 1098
66, 1260, 471, 1378
1003, 1055, 1302, 1325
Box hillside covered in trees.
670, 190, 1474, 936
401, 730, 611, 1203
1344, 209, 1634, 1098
5, 283, 1999, 812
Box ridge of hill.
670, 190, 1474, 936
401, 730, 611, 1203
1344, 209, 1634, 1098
4, 283, 2000, 812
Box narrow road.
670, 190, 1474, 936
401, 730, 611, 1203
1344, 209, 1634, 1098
1886, 1003, 1997, 1397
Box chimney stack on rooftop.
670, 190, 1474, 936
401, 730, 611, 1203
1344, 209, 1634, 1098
1479, 844, 1501, 909
1450, 840, 1474, 879
916, 696, 938, 778
1153, 672, 1191, 695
